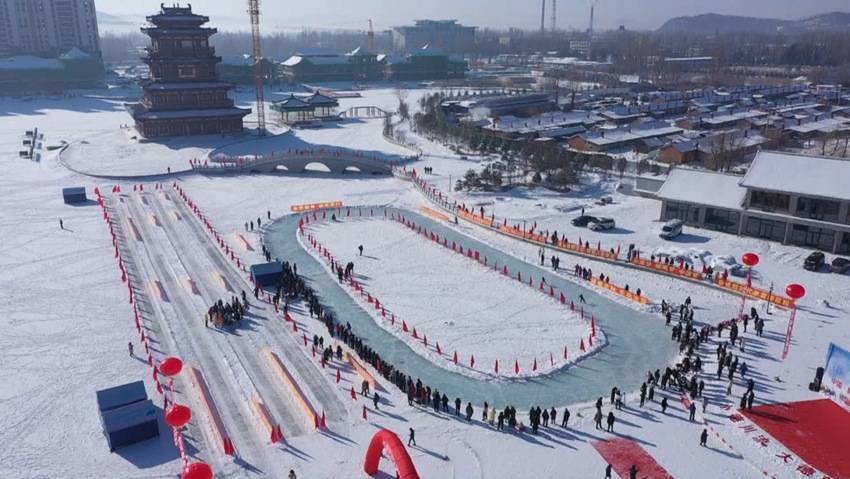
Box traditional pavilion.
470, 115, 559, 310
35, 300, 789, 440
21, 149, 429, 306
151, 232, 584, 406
270, 92, 340, 125
125, 4, 249, 138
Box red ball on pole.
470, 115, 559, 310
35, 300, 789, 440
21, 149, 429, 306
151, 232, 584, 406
182, 462, 213, 479
786, 283, 806, 300
165, 404, 192, 428
158, 356, 183, 377
742, 252, 760, 267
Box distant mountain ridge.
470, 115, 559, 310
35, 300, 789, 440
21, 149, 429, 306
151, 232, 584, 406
658, 12, 850, 35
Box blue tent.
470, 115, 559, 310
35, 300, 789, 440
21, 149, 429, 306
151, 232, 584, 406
96, 381, 159, 451
62, 187, 87, 204
250, 261, 283, 289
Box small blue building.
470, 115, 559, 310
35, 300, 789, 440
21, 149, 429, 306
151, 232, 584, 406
62, 187, 87, 204
96, 381, 159, 451
250, 261, 283, 289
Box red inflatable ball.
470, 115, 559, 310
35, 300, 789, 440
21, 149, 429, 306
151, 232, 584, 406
786, 283, 806, 300
741, 253, 760, 267
159, 356, 184, 377
165, 404, 192, 428
182, 462, 213, 479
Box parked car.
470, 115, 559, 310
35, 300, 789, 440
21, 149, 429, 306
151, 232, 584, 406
831, 257, 850, 274
588, 217, 616, 231
804, 251, 826, 271
659, 219, 684, 240
571, 215, 597, 227
711, 255, 746, 277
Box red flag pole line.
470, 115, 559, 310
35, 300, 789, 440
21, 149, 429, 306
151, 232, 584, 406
301, 208, 599, 376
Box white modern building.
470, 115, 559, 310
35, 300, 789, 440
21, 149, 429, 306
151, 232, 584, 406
657, 151, 850, 254
392, 20, 475, 54
0, 0, 100, 56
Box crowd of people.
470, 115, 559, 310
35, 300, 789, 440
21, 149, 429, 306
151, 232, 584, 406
204, 295, 248, 328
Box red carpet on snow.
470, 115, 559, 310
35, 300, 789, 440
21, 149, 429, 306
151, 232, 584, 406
592, 437, 675, 479
742, 398, 850, 479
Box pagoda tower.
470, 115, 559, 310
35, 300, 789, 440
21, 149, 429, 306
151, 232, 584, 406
126, 4, 250, 138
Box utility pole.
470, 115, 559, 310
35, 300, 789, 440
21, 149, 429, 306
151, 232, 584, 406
248, 0, 266, 135
368, 19, 375, 52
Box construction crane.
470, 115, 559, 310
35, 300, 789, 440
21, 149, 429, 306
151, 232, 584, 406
551, 0, 557, 33
248, 0, 266, 135
368, 19, 375, 52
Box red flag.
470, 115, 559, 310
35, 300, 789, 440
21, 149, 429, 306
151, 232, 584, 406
453, 351, 458, 364
515, 360, 520, 375
320, 411, 327, 429
436, 342, 442, 355
350, 387, 357, 401
580, 338, 586, 352
532, 358, 538, 372
470, 355, 475, 368
336, 369, 341, 384
362, 405, 368, 420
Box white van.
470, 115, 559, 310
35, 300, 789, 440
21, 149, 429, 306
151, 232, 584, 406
660, 219, 684, 240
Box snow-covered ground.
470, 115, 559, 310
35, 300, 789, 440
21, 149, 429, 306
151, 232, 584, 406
305, 217, 599, 379
1, 84, 849, 479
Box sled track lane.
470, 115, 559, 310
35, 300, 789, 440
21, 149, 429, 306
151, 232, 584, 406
124, 194, 270, 471
169, 190, 348, 425
145, 191, 306, 439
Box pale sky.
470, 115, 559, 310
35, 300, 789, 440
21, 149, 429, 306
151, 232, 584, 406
95, 0, 849, 32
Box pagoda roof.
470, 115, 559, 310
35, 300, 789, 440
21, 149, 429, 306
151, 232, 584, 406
126, 103, 250, 120
142, 81, 234, 91
146, 4, 209, 26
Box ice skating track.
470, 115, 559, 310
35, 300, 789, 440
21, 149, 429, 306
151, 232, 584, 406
592, 438, 675, 479
107, 189, 346, 473
742, 399, 850, 479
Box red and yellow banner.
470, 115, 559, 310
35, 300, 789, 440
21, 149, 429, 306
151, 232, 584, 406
291, 201, 343, 213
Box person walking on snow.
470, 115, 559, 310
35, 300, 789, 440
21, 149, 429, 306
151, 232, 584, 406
700, 428, 708, 447
579, 294, 587, 304
373, 392, 380, 410
358, 244, 364, 256
689, 401, 696, 421
605, 463, 613, 479
59, 219, 64, 229
407, 428, 416, 447
128, 342, 134, 357
629, 464, 638, 479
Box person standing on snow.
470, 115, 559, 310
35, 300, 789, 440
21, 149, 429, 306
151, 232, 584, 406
606, 411, 615, 432
465, 402, 474, 422
561, 407, 570, 428
605, 463, 613, 478
358, 244, 364, 256
128, 342, 134, 357
594, 409, 603, 430
700, 428, 708, 447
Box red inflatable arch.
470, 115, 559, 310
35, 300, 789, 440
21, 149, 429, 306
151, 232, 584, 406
363, 429, 421, 479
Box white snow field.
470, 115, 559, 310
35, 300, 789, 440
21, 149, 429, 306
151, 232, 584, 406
305, 217, 599, 379
0, 84, 848, 479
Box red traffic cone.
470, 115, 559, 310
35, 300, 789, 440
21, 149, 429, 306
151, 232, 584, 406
320, 411, 327, 429
350, 387, 357, 401
423, 335, 428, 347
402, 321, 408, 332
223, 437, 236, 456
560, 293, 566, 304
564, 346, 569, 360
412, 328, 418, 339
436, 342, 442, 355
362, 405, 368, 420
580, 338, 586, 352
